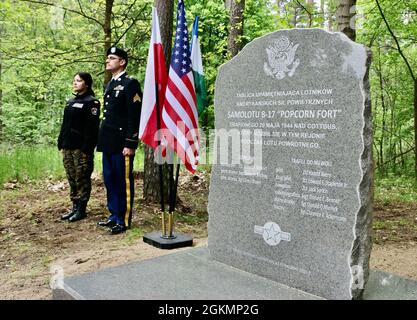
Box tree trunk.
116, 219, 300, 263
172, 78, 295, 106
389, 92, 395, 174
337, 0, 356, 41
414, 79, 417, 178
155, 0, 174, 67
292, 5, 299, 27
377, 50, 386, 176
142, 0, 174, 203
0, 59, 3, 141
399, 126, 405, 168
306, 0, 314, 27
328, 4, 334, 31
143, 146, 169, 203
0, 24, 3, 140
227, 0, 245, 58
103, 0, 114, 86
320, 0, 325, 28
225, 0, 232, 11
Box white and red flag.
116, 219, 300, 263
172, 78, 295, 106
139, 6, 168, 149
162, 0, 200, 173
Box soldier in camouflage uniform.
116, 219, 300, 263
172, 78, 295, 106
58, 72, 101, 222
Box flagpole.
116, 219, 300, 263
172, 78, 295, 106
168, 160, 180, 237
154, 80, 166, 237
172, 163, 181, 211
168, 162, 175, 237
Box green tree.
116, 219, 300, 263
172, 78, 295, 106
358, 0, 417, 178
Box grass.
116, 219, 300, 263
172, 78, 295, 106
0, 144, 66, 186
0, 144, 145, 188
175, 211, 206, 224
374, 175, 417, 205
123, 227, 145, 245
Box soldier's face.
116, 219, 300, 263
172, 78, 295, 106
106, 54, 125, 72
73, 75, 87, 93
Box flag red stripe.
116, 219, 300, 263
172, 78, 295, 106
162, 101, 199, 158
181, 74, 197, 107
170, 135, 196, 173
167, 78, 198, 129
162, 108, 198, 171
164, 91, 195, 132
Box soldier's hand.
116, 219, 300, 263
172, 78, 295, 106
122, 148, 135, 156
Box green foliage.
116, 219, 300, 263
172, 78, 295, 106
0, 0, 417, 182
375, 175, 417, 204
187, 0, 228, 129
357, 0, 417, 177
0, 0, 152, 145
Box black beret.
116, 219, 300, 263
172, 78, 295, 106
107, 46, 128, 62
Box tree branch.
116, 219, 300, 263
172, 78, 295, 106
295, 0, 313, 26
379, 148, 414, 168
113, 4, 149, 46
19, 0, 104, 28
375, 0, 415, 81
76, 0, 86, 17
296, 0, 311, 14
55, 58, 103, 67
373, 123, 415, 149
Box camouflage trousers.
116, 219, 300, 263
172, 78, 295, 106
62, 149, 94, 202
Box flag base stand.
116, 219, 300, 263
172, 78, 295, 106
143, 232, 193, 250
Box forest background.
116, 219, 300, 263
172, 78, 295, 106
0, 0, 417, 214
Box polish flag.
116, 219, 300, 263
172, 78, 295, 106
139, 7, 168, 149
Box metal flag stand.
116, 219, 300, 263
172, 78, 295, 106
143, 159, 193, 249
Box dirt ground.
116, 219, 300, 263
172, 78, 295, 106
0, 170, 416, 300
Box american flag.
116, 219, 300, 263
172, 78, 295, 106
162, 0, 199, 173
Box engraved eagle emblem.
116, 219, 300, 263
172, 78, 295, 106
264, 36, 300, 80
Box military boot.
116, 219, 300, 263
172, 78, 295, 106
61, 201, 79, 220
69, 200, 87, 222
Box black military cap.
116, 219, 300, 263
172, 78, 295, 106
107, 46, 128, 63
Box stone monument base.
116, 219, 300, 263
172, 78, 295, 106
53, 246, 417, 300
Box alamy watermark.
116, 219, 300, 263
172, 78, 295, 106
151, 125, 264, 174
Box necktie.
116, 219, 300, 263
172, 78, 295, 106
105, 79, 115, 94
